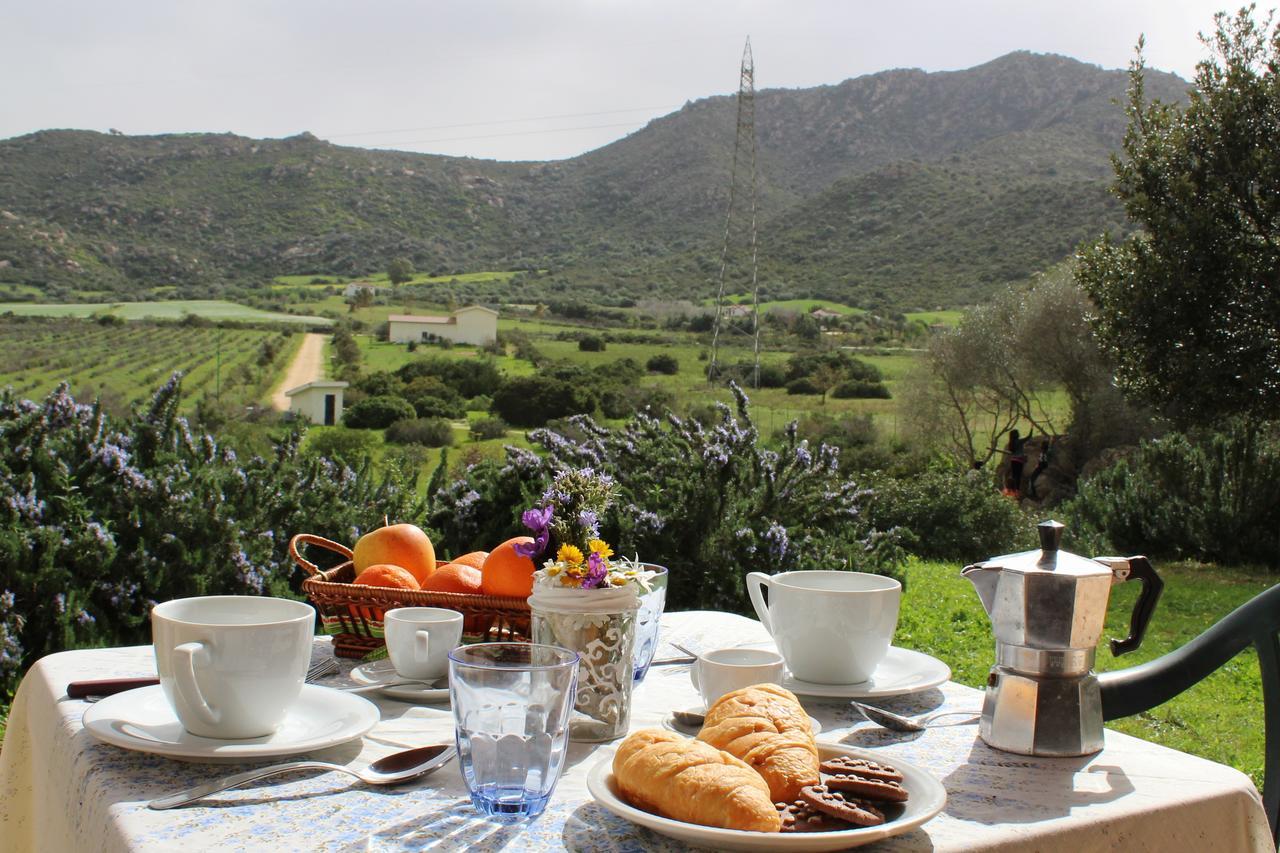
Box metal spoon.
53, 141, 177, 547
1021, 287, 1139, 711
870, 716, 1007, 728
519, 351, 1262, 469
147, 743, 457, 810
671, 707, 707, 728
850, 700, 979, 732
337, 675, 448, 694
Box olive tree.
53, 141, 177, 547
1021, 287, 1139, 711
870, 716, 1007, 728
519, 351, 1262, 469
1076, 9, 1280, 426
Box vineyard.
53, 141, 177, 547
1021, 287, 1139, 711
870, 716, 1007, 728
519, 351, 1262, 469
0, 316, 299, 412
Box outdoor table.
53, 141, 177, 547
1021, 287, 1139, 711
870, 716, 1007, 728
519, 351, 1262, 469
0, 610, 1271, 852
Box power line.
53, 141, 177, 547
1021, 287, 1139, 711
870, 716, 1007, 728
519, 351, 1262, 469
325, 106, 682, 140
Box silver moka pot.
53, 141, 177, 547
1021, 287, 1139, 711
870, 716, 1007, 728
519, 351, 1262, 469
962, 520, 1163, 756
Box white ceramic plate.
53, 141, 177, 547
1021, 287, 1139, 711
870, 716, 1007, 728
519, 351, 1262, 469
741, 643, 951, 699
350, 659, 450, 703
587, 742, 947, 851
663, 709, 823, 737
82, 684, 379, 763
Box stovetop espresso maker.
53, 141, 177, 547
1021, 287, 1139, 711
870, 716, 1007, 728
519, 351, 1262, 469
962, 520, 1164, 756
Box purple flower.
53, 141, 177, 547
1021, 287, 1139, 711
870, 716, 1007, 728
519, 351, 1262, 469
582, 551, 608, 589
515, 505, 553, 559
578, 510, 599, 539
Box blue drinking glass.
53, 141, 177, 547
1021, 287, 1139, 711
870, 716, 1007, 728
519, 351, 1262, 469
449, 642, 579, 819
632, 564, 669, 683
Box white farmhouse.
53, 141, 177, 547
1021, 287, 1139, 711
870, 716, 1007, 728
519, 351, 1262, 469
387, 305, 498, 346
284, 380, 348, 425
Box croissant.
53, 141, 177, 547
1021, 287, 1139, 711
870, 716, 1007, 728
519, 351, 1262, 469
697, 683, 820, 802
612, 728, 782, 832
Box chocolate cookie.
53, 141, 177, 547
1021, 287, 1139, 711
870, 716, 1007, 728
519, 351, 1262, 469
775, 799, 854, 833
823, 772, 910, 803
799, 784, 886, 827
819, 755, 904, 783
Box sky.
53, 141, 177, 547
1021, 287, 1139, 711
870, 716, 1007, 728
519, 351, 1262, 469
0, 0, 1235, 162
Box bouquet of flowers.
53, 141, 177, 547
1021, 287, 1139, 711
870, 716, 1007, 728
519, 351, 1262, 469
516, 468, 654, 592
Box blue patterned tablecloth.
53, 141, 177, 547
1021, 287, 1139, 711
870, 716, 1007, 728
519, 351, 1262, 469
0, 611, 1270, 852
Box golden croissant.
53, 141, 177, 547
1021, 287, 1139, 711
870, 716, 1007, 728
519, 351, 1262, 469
697, 683, 820, 802
612, 728, 782, 832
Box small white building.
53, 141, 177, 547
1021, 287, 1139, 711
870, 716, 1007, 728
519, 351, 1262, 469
343, 282, 386, 299
284, 380, 348, 425
387, 305, 498, 346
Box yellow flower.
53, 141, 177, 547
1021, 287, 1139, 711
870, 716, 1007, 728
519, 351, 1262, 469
588, 539, 614, 559
557, 544, 584, 565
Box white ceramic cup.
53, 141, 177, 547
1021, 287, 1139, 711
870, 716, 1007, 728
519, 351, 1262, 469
689, 647, 786, 709
746, 570, 901, 684
151, 595, 315, 739
384, 607, 464, 680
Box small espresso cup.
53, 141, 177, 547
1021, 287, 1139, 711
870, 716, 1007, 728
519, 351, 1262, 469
152, 595, 315, 739
384, 607, 464, 680
690, 647, 786, 709
746, 570, 901, 684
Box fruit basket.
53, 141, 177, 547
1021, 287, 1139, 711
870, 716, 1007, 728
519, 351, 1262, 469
289, 533, 532, 659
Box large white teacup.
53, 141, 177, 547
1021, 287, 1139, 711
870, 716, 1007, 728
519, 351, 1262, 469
152, 596, 314, 739
690, 647, 786, 709
746, 571, 901, 684
384, 607, 464, 681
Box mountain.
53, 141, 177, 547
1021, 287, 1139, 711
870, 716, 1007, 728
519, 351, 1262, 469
0, 52, 1187, 309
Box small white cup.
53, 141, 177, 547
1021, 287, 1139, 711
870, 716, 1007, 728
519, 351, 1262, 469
690, 647, 786, 709
152, 595, 315, 740
746, 570, 901, 684
384, 607, 464, 680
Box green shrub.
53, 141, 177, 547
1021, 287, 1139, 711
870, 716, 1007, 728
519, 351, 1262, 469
343, 395, 416, 429
646, 354, 679, 374
1064, 422, 1280, 566
786, 377, 822, 395
491, 375, 592, 427
469, 417, 508, 441
386, 417, 454, 448
305, 428, 381, 465
411, 394, 466, 419
832, 379, 892, 399
862, 468, 1028, 560
578, 335, 606, 352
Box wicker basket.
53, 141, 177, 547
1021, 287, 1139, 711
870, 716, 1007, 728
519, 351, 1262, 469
290, 533, 531, 659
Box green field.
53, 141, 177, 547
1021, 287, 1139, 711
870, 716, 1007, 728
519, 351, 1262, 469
0, 300, 331, 326
702, 295, 867, 315
905, 309, 964, 327
271, 270, 524, 290
0, 317, 301, 411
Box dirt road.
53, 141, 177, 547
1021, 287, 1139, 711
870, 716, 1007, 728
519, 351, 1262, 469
271, 332, 326, 410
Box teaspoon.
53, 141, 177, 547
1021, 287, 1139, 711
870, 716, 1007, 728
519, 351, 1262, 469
147, 743, 456, 810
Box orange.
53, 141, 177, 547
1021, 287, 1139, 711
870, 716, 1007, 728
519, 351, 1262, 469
352, 563, 420, 590
449, 551, 489, 570
353, 523, 436, 585
480, 537, 538, 598
421, 562, 483, 594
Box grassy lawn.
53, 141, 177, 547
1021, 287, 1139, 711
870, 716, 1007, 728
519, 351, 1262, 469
904, 309, 964, 327
898, 558, 1275, 789
0, 299, 331, 325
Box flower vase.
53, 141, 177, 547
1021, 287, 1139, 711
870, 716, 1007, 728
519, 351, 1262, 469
529, 583, 639, 742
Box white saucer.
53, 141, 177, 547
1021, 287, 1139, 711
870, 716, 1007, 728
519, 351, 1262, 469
742, 643, 951, 699
588, 741, 947, 851
82, 684, 379, 763
350, 659, 450, 703
664, 709, 822, 736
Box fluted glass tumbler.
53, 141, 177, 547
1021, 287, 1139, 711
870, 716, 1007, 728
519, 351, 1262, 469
632, 564, 669, 683
448, 643, 579, 819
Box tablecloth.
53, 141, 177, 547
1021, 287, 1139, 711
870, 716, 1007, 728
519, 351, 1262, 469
0, 611, 1271, 852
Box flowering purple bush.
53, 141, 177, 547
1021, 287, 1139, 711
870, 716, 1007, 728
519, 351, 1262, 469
0, 378, 426, 699
427, 383, 903, 612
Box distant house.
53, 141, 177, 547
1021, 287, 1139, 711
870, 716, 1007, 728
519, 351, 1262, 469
343, 282, 386, 298
723, 305, 753, 318
285, 380, 348, 425
387, 305, 498, 346
811, 308, 843, 321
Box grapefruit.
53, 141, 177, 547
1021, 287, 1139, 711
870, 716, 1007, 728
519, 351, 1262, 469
480, 537, 538, 598
352, 563, 420, 590
421, 562, 483, 594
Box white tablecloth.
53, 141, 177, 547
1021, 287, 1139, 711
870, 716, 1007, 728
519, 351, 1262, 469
0, 611, 1271, 852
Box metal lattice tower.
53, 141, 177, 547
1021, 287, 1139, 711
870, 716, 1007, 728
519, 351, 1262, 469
708, 37, 761, 388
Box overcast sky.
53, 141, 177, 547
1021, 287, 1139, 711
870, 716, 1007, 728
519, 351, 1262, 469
0, 0, 1234, 162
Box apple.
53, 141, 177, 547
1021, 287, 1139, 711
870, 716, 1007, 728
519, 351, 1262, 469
353, 523, 436, 586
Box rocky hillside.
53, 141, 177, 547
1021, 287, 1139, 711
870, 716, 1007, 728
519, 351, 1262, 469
0, 51, 1186, 309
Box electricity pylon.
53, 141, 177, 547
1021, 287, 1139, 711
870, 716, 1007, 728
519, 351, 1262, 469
708, 37, 761, 389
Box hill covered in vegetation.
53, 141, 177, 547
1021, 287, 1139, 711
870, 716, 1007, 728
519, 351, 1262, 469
0, 52, 1185, 310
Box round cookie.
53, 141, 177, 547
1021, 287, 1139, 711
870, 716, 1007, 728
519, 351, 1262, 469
823, 772, 910, 803
819, 755, 904, 783
799, 784, 887, 827
775, 799, 854, 833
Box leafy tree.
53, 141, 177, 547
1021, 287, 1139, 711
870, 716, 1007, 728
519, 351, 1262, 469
343, 395, 416, 429
1076, 9, 1280, 426
387, 257, 415, 285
